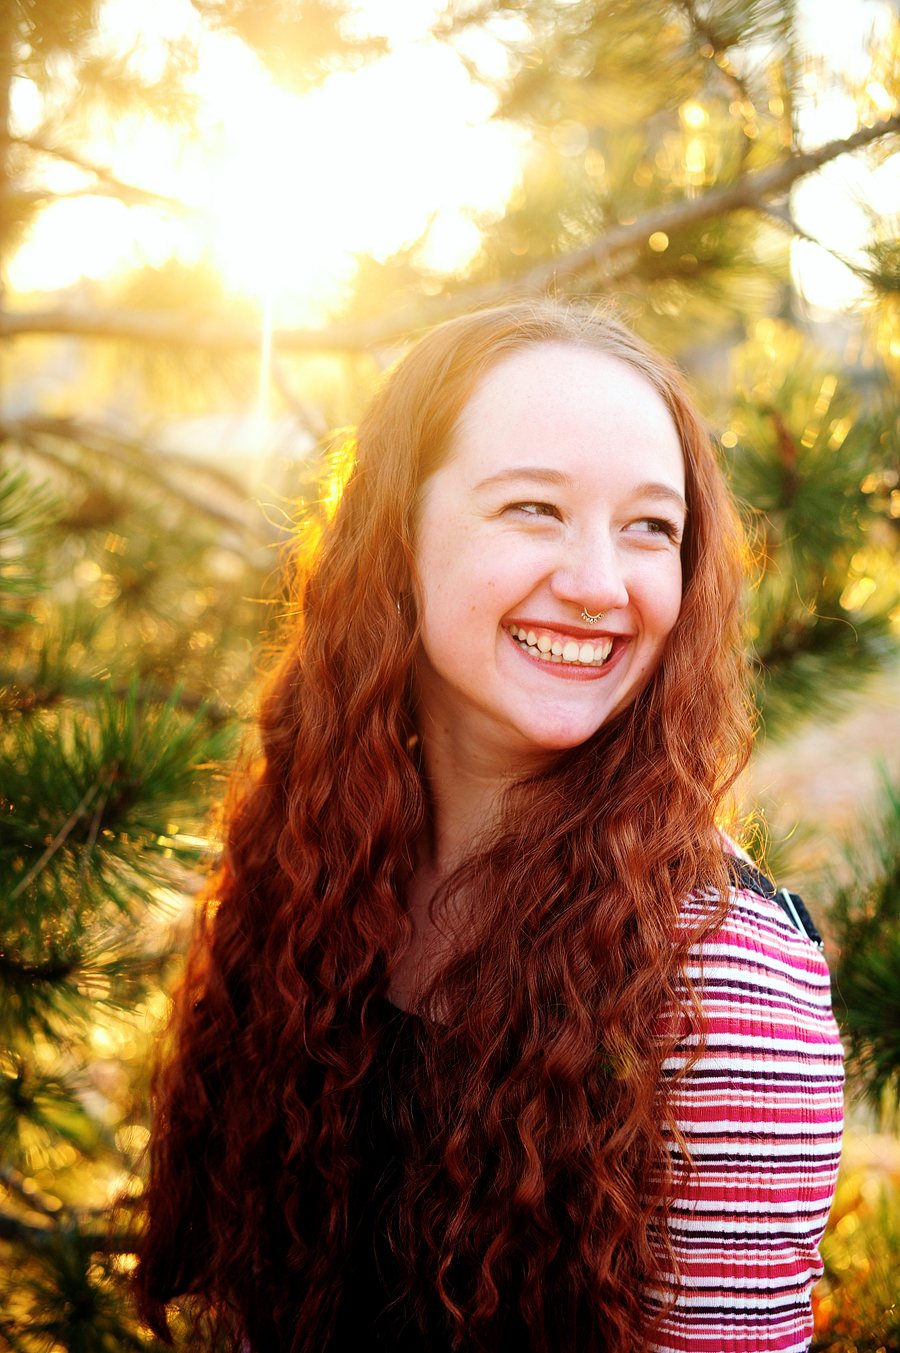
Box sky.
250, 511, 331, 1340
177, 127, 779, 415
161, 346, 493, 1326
7, 0, 898, 319
791, 0, 899, 310
8, 0, 520, 321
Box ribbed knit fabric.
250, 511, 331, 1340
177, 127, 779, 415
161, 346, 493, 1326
647, 881, 845, 1353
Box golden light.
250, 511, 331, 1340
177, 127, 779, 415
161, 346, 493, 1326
684, 139, 706, 173
680, 101, 707, 128
5, 0, 895, 326
865, 80, 894, 112
7, 1, 519, 316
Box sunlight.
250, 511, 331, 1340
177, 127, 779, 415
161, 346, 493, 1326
193, 33, 516, 309
8, 198, 134, 291
5, 0, 889, 318
7, 0, 519, 318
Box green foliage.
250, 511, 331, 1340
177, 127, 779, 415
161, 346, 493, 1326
2, 0, 200, 273
340, 5, 794, 349
0, 441, 273, 716
0, 465, 54, 627
812, 1137, 900, 1351
0, 1226, 166, 1353
827, 766, 900, 1110
0, 452, 256, 1344
12, 0, 199, 124
864, 232, 900, 298
0, 1058, 103, 1166
717, 322, 900, 733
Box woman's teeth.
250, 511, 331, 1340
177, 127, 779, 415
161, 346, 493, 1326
509, 626, 614, 666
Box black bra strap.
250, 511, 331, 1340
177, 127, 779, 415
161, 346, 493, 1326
726, 857, 824, 951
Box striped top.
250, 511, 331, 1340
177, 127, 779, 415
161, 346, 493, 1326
648, 878, 845, 1353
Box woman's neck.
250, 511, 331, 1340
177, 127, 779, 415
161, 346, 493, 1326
389, 733, 511, 1011
425, 762, 504, 877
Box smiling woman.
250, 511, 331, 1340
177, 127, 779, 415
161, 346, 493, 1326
133, 302, 843, 1353
414, 344, 686, 765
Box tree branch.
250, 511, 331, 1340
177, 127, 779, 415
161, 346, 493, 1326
527, 111, 900, 291
0, 1208, 135, 1253
3, 133, 192, 214
1, 417, 281, 544
9, 779, 101, 900
0, 114, 896, 353
0, 1209, 55, 1247
759, 201, 877, 283
675, 0, 752, 104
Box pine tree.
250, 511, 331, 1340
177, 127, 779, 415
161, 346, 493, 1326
808, 764, 900, 1352
1, 0, 899, 1346
827, 766, 900, 1114
0, 4, 305, 1343
0, 435, 279, 1345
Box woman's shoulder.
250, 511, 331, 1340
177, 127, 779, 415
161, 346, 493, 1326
656, 852, 844, 1353
676, 848, 842, 1048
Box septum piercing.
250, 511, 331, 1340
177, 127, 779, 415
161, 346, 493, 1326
581, 608, 605, 624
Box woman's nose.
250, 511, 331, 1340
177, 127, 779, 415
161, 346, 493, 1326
550, 533, 630, 616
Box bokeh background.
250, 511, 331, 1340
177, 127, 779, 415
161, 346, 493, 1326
1, 0, 899, 1346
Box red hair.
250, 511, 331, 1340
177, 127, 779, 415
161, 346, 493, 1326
134, 302, 751, 1351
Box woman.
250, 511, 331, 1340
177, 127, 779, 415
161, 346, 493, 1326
135, 302, 843, 1353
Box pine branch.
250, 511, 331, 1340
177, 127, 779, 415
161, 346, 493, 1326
2, 134, 192, 214
759, 201, 877, 281
0, 955, 78, 984
674, 0, 753, 103
116, 681, 233, 727
0, 1208, 134, 1253
1, 113, 896, 353
672, 0, 759, 170
1, 417, 279, 543
526, 111, 900, 291
827, 767, 900, 1105
9, 780, 102, 901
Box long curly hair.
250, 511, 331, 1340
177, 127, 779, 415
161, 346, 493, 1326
134, 302, 751, 1352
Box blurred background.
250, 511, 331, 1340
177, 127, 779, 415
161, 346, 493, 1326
1, 0, 899, 1346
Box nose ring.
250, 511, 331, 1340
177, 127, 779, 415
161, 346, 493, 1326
581, 609, 605, 624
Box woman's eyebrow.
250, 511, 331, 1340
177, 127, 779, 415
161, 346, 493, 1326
632, 482, 688, 514
473, 467, 687, 515
473, 466, 572, 490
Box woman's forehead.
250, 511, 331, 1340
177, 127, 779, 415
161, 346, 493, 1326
444, 342, 684, 490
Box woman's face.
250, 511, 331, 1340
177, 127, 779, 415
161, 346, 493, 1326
413, 342, 686, 773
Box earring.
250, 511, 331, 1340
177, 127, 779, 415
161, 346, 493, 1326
581, 608, 605, 624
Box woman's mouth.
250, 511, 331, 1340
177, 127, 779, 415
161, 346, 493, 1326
507, 625, 616, 667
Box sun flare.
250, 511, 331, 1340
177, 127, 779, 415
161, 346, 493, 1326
8, 2, 518, 318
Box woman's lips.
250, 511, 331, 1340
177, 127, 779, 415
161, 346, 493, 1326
509, 618, 618, 642
504, 623, 628, 676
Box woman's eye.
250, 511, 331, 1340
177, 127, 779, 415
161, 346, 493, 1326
632, 517, 682, 540
508, 501, 558, 518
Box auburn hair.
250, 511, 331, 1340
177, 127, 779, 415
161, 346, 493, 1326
134, 302, 751, 1351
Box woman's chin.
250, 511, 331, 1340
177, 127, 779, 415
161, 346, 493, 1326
509, 715, 612, 758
